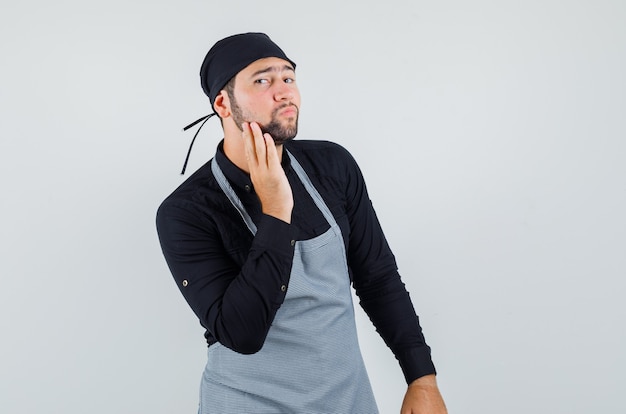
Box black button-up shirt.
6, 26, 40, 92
156, 139, 436, 383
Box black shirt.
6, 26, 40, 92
156, 139, 436, 383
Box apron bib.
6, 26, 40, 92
200, 151, 378, 413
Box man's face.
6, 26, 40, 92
227, 57, 300, 145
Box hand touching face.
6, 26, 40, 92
241, 121, 294, 224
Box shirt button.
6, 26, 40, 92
280, 285, 287, 292
244, 184, 251, 192
290, 240, 295, 246
182, 279, 189, 287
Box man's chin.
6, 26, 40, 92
260, 121, 298, 145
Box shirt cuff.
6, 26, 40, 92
398, 345, 437, 384
253, 214, 298, 256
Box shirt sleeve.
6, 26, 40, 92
338, 147, 437, 383
156, 200, 297, 354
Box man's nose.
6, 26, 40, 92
274, 82, 294, 101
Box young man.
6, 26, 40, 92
157, 32, 447, 413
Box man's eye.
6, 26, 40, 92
254, 79, 269, 84
284, 78, 295, 84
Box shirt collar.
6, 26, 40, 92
214, 140, 293, 193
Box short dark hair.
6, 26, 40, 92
224, 77, 236, 101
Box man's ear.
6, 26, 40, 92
213, 90, 231, 119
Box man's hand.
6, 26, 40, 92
242, 122, 293, 224
400, 374, 447, 414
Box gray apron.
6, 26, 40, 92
200, 151, 378, 414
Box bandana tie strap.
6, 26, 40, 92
180, 113, 216, 175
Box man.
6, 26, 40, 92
157, 32, 447, 413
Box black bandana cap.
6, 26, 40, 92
180, 32, 296, 175
200, 32, 296, 105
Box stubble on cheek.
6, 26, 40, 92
230, 96, 299, 144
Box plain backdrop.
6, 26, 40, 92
1, 1, 625, 413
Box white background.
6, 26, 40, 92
1, 1, 625, 413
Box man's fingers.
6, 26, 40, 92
243, 122, 279, 170
241, 124, 292, 223
242, 122, 257, 165
264, 133, 279, 166
250, 122, 267, 166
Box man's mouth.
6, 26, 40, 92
277, 104, 298, 117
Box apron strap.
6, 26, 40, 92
210, 149, 338, 236
211, 158, 258, 235
286, 150, 338, 229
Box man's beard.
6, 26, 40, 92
230, 96, 299, 145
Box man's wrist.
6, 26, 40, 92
408, 374, 438, 388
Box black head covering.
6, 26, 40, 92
200, 32, 296, 105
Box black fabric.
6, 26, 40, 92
156, 139, 436, 383
200, 32, 296, 105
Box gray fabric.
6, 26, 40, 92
211, 156, 257, 234
200, 151, 378, 413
